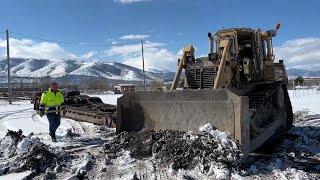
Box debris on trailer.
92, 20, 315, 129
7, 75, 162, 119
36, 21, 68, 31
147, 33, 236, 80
31, 91, 117, 127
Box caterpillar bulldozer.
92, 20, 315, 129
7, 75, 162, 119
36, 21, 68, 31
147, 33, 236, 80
116, 24, 293, 158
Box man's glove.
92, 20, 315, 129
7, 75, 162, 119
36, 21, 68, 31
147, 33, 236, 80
39, 110, 44, 117
62, 109, 66, 116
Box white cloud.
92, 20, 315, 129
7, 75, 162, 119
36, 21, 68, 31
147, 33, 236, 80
105, 41, 179, 71
119, 34, 150, 40
114, 0, 150, 4
274, 37, 320, 70
81, 51, 97, 59
0, 38, 77, 59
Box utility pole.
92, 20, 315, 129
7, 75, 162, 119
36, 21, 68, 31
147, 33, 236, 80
141, 40, 146, 91
293, 81, 295, 98
303, 81, 305, 96
6, 30, 12, 104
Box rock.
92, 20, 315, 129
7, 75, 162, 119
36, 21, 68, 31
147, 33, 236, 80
42, 170, 56, 180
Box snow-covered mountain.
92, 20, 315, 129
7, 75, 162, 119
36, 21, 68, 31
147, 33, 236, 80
287, 68, 320, 77
4, 58, 317, 82
0, 58, 174, 82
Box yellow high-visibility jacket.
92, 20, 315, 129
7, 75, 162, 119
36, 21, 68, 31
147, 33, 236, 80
39, 89, 65, 114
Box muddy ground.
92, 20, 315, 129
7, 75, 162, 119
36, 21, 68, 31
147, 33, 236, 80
0, 112, 319, 179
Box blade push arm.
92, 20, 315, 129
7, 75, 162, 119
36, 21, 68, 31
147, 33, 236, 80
170, 46, 195, 90
214, 39, 231, 89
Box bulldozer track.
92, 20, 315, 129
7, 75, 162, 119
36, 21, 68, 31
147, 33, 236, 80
248, 82, 293, 136
248, 81, 284, 111
65, 105, 116, 127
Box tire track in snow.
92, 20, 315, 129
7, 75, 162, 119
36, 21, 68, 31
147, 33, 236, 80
31, 113, 50, 127
65, 119, 88, 134
0, 108, 33, 119
0, 108, 33, 135
31, 112, 89, 134
1, 109, 88, 138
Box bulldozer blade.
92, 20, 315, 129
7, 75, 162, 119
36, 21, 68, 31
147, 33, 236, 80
117, 89, 251, 156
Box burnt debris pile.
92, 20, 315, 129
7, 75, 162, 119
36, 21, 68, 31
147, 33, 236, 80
105, 126, 243, 171
0, 130, 59, 178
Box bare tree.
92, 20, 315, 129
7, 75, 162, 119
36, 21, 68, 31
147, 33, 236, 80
134, 83, 145, 91
88, 79, 111, 91
39, 76, 51, 91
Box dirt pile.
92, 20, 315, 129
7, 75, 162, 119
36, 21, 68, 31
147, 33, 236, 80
13, 143, 56, 174
105, 125, 242, 172
0, 130, 58, 178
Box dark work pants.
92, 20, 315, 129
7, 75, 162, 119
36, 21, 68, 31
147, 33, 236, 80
47, 113, 61, 138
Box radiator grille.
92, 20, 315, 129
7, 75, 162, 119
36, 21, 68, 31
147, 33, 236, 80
186, 67, 216, 89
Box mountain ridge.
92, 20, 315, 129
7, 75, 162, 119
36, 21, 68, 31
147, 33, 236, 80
287, 68, 320, 77
1, 58, 319, 85
0, 58, 175, 82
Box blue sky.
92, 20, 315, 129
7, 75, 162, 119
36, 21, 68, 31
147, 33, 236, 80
0, 0, 320, 71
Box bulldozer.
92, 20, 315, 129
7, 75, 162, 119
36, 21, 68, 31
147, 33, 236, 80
116, 24, 293, 158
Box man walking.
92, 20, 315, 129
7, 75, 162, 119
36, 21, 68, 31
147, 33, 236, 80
39, 82, 66, 142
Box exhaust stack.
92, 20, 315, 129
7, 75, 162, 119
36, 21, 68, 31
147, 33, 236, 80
208, 32, 214, 53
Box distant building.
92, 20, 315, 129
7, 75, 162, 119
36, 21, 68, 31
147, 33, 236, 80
114, 84, 135, 94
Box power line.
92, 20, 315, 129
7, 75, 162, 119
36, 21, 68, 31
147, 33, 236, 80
10, 31, 140, 47
11, 31, 73, 44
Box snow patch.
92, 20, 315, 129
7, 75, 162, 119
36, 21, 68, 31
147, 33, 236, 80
0, 170, 32, 180
115, 151, 135, 169
198, 123, 214, 133
17, 138, 31, 154
0, 136, 13, 158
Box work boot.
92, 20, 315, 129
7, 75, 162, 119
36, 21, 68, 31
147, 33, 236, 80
51, 134, 57, 142
51, 137, 57, 142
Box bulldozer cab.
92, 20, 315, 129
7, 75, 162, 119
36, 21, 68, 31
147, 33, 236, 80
216, 28, 264, 83
183, 26, 282, 90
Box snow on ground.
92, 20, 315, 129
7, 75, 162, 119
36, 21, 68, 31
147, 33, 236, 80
289, 89, 320, 113
86, 92, 123, 105
0, 100, 74, 139
0, 170, 32, 180
0, 92, 319, 179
